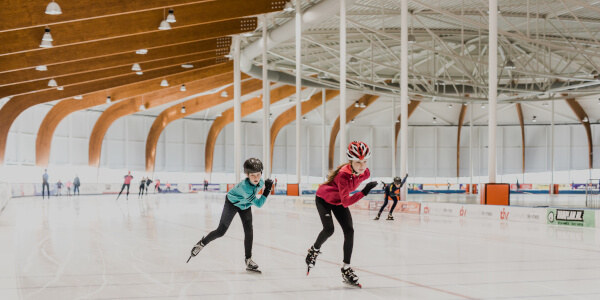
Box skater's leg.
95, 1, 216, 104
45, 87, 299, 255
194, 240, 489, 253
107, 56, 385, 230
378, 198, 389, 215
239, 207, 253, 259
117, 184, 126, 197
313, 196, 335, 249
331, 205, 354, 264
389, 199, 398, 213
125, 184, 130, 197
202, 199, 238, 245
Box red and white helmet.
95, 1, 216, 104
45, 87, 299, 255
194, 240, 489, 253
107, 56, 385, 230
346, 141, 371, 161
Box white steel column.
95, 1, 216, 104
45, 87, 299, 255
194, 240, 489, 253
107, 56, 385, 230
339, 0, 347, 165
322, 88, 327, 178
295, 0, 302, 186
262, 15, 271, 179
551, 99, 555, 194
392, 97, 396, 177
400, 0, 409, 200
262, 15, 271, 178
234, 36, 242, 182
470, 104, 474, 193
488, 0, 498, 183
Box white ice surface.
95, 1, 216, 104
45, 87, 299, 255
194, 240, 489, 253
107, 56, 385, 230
0, 192, 599, 299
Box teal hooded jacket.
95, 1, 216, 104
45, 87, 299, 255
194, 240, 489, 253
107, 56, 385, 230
227, 178, 267, 210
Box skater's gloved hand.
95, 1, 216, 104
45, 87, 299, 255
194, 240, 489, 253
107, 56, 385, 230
361, 181, 378, 196
262, 179, 274, 197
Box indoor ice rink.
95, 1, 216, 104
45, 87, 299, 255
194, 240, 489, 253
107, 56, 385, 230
3, 0, 600, 299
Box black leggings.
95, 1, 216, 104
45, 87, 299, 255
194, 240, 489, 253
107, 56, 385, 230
202, 197, 254, 259
74, 185, 79, 195
379, 197, 398, 214
118, 184, 130, 197
313, 196, 354, 264
138, 185, 145, 196
42, 182, 50, 198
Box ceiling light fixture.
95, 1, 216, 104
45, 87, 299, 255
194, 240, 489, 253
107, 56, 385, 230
318, 72, 330, 79
35, 65, 48, 71
532, 116, 537, 122
139, 104, 146, 111
159, 20, 171, 30
74, 95, 83, 100
351, 119, 355, 123
131, 63, 141, 71
349, 57, 359, 65
504, 59, 516, 70
447, 103, 453, 108
180, 84, 186, 92
47, 78, 57, 87
166, 9, 176, 23
481, 103, 486, 109
106, 96, 112, 104
487, 5, 501, 14
354, 101, 359, 108
160, 78, 169, 87
432, 117, 437, 124
217, 112, 222, 117
136, 71, 143, 75
221, 91, 228, 97
135, 49, 148, 55
583, 116, 589, 122
181, 106, 186, 113
45, 0, 62, 15
181, 63, 193, 68
359, 103, 366, 108
408, 34, 417, 44
56, 86, 63, 90
242, 32, 253, 37
542, 102, 548, 107
302, 116, 307, 121
39, 28, 53, 48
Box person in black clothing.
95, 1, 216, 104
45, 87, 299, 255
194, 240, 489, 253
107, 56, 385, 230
42, 169, 50, 199
203, 179, 209, 191
73, 175, 80, 195
138, 177, 146, 198
56, 180, 63, 196
374, 176, 404, 221
145, 178, 152, 194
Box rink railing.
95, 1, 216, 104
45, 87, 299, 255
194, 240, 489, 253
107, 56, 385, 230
586, 179, 600, 209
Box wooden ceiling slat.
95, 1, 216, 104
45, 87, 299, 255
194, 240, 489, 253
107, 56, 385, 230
145, 77, 261, 172
1, 0, 280, 54
0, 39, 231, 86
0, 18, 251, 72
88, 72, 238, 167
0, 61, 233, 165
565, 98, 593, 169
2, 51, 225, 97
1, 0, 212, 32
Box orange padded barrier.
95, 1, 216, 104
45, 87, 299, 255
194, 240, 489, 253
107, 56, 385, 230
287, 184, 299, 196
480, 183, 510, 205
227, 184, 235, 192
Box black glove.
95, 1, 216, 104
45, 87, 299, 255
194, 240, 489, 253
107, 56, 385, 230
361, 181, 378, 196
262, 179, 274, 197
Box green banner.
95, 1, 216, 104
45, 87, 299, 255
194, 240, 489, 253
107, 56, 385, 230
547, 208, 595, 228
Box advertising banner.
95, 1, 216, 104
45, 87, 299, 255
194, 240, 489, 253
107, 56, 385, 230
399, 202, 421, 214
547, 208, 596, 228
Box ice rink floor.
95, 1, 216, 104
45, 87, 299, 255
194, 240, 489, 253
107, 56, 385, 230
1, 192, 600, 299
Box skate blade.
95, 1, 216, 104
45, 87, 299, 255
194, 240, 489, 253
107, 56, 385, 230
186, 255, 192, 263
246, 268, 262, 274
343, 281, 362, 288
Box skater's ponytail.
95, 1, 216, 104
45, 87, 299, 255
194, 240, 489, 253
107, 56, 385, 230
323, 163, 349, 185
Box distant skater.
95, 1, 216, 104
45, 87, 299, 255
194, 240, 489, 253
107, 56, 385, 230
56, 180, 63, 196
138, 177, 146, 198
375, 175, 407, 221
42, 169, 50, 199
116, 171, 134, 200
73, 175, 80, 195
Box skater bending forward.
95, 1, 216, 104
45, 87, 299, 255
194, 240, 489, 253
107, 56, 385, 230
188, 158, 273, 273
305, 141, 378, 288
375, 176, 402, 220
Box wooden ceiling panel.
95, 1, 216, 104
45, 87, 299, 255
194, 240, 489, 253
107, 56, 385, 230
0, 19, 251, 72
1, 0, 213, 32
0, 39, 230, 86
2, 51, 225, 97
0, 61, 233, 165
1, 0, 281, 54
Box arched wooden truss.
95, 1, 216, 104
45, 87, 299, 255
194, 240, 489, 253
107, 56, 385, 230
566, 98, 593, 169
269, 90, 340, 172
515, 103, 526, 174
1, 60, 231, 165
328, 94, 380, 170
88, 68, 236, 167
204, 85, 297, 175
145, 77, 263, 172
456, 104, 468, 178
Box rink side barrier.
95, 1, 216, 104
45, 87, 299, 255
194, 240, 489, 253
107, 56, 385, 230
0, 183, 11, 214
480, 183, 510, 205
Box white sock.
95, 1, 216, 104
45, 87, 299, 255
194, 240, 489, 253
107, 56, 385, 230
343, 264, 350, 270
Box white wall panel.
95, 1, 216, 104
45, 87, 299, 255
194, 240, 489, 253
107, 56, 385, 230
166, 120, 184, 143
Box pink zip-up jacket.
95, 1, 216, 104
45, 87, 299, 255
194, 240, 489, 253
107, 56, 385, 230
316, 164, 371, 208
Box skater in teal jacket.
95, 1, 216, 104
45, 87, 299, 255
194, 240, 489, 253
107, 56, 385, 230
187, 158, 273, 273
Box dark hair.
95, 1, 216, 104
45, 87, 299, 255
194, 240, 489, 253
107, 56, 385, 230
323, 163, 349, 185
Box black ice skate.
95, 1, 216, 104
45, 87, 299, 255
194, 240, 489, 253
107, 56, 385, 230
305, 246, 321, 275
374, 213, 381, 220
387, 214, 394, 220
245, 258, 261, 273
186, 237, 205, 263
341, 267, 361, 288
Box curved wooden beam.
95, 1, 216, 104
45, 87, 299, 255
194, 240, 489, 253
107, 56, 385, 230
269, 90, 340, 173
37, 69, 236, 168
1, 0, 280, 55
328, 94, 380, 170
565, 98, 593, 169
393, 100, 421, 148
0, 39, 229, 86
515, 103, 525, 174
3, 50, 224, 98
145, 78, 263, 172
88, 70, 239, 167
456, 104, 468, 178
205, 85, 297, 175
0, 60, 232, 165
0, 18, 253, 73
